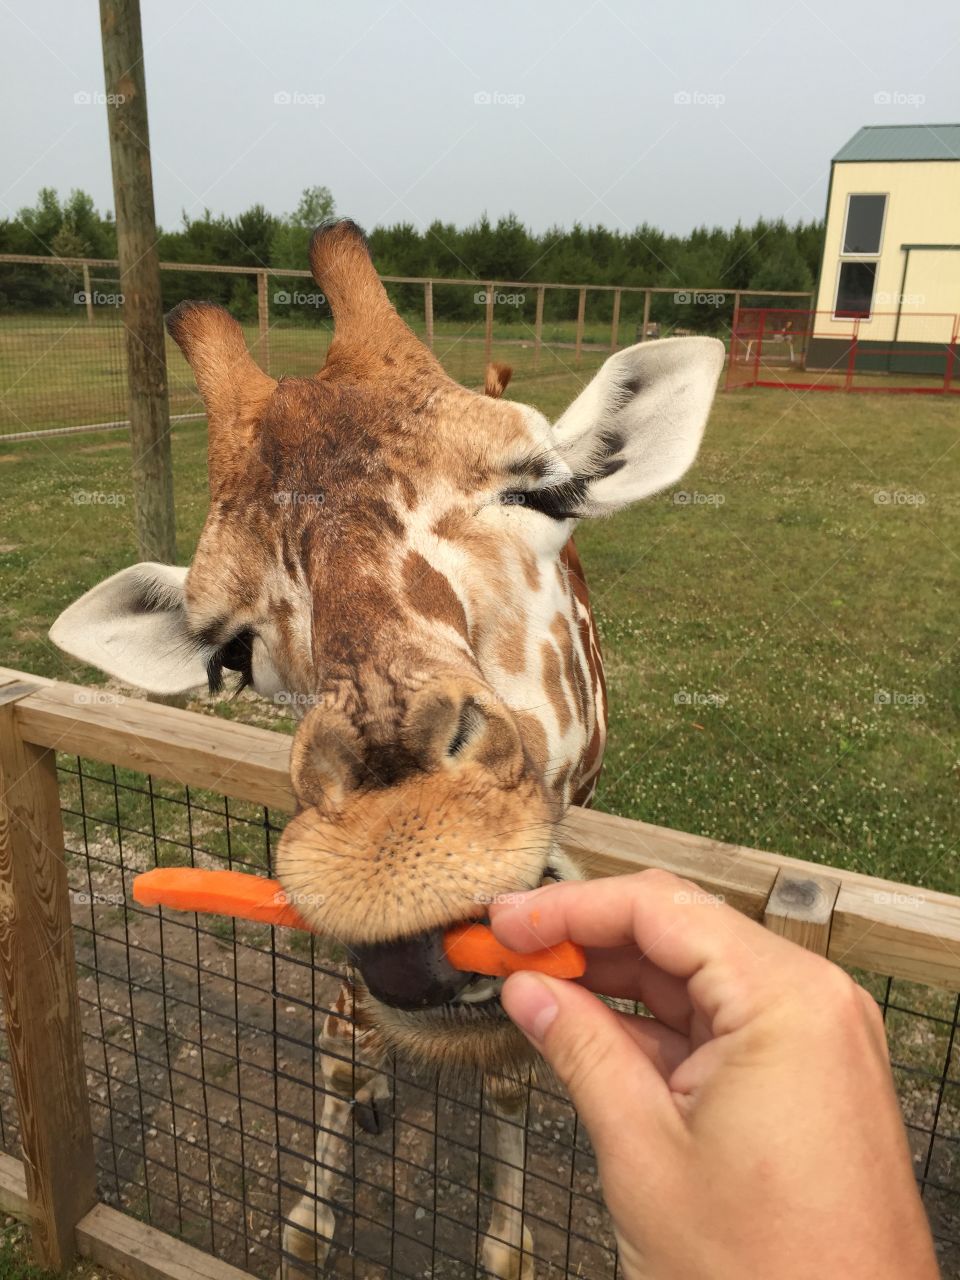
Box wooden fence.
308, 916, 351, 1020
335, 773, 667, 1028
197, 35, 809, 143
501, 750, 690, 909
0, 665, 958, 1276
0, 251, 811, 373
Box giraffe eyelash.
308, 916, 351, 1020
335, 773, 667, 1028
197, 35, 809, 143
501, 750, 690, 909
498, 477, 587, 521
205, 629, 255, 695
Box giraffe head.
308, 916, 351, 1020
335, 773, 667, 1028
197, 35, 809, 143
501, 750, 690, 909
51, 221, 723, 1070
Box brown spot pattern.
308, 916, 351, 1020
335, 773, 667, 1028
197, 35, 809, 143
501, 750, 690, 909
402, 550, 469, 642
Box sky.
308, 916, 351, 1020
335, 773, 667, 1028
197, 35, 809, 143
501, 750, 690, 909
2, 0, 958, 237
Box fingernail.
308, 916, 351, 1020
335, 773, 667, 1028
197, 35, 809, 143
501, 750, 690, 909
502, 972, 559, 1044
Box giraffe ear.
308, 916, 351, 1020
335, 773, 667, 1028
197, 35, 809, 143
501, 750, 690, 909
166, 302, 276, 487
552, 337, 724, 514
484, 362, 513, 398
49, 564, 209, 695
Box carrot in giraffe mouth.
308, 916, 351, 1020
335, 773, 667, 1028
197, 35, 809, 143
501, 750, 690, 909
131, 866, 584, 991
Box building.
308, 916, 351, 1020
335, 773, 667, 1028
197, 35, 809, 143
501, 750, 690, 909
808, 123, 960, 374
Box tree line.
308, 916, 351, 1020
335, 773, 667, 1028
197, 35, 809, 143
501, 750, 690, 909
0, 185, 823, 331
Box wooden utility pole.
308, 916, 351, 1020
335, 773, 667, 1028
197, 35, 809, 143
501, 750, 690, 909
100, 0, 176, 562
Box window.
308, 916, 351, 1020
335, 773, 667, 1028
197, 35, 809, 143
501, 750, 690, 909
835, 261, 877, 318
843, 194, 886, 255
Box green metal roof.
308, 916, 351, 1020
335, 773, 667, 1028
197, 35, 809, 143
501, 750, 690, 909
834, 124, 960, 163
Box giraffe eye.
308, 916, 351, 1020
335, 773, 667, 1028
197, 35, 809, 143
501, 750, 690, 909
499, 481, 583, 521
207, 629, 254, 694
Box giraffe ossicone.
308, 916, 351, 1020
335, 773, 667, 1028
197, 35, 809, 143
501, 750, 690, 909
51, 218, 723, 1275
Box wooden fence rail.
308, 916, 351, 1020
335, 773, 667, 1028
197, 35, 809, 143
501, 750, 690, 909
0, 663, 957, 1275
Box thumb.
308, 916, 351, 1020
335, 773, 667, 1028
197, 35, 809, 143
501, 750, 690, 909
501, 971, 678, 1159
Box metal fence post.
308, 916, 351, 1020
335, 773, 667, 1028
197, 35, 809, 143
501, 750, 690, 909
845, 319, 860, 391
424, 280, 434, 351
257, 270, 270, 376
0, 685, 97, 1268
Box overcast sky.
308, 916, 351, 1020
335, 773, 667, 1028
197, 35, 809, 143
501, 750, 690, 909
2, 0, 958, 237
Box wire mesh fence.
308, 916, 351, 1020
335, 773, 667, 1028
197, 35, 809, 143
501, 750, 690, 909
0, 749, 959, 1277
0, 254, 812, 438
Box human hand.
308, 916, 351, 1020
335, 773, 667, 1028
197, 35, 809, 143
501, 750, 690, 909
491, 869, 939, 1280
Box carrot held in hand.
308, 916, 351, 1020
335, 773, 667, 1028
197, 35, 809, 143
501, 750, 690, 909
132, 867, 585, 981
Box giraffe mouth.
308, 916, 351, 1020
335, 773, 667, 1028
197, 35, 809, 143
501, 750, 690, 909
353, 866, 562, 1018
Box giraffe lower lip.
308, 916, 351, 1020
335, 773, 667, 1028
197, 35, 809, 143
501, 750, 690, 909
350, 929, 472, 1010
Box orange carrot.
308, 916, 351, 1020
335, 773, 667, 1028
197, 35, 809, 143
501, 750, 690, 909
133, 867, 310, 931
443, 921, 585, 980
132, 868, 585, 981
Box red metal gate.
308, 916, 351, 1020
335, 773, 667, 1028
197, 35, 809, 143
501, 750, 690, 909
727, 308, 960, 395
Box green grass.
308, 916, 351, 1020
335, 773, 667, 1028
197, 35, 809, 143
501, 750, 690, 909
0, 372, 957, 893
0, 1221, 107, 1279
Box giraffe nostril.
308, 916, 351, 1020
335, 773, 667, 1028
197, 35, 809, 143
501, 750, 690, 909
349, 929, 474, 1010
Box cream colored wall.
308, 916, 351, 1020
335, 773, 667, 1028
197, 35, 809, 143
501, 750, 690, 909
813, 160, 960, 343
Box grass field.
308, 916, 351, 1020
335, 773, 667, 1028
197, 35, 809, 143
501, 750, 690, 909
1, 358, 957, 894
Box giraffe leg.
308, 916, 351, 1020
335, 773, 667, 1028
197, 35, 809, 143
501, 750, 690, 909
280, 983, 390, 1279
481, 1074, 534, 1280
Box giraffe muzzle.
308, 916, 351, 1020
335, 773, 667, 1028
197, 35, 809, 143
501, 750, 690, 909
349, 929, 475, 1010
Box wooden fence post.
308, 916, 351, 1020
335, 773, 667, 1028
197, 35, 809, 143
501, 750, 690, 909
81, 264, 94, 324
257, 271, 270, 375
0, 687, 97, 1268
100, 0, 176, 563
424, 280, 434, 351
640, 289, 652, 342
534, 287, 545, 370
575, 287, 586, 367
610, 288, 621, 352
484, 283, 494, 367
763, 869, 841, 955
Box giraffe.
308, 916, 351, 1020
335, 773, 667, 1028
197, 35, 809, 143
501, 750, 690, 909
50, 219, 724, 1278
